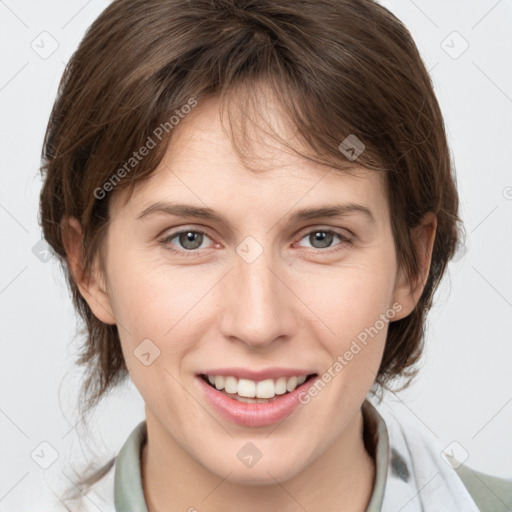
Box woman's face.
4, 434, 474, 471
83, 95, 425, 484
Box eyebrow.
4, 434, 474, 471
136, 201, 376, 226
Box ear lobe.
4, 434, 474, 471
61, 217, 116, 325
392, 212, 437, 321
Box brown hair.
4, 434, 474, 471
39, 0, 462, 499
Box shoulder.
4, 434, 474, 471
454, 463, 512, 512
369, 400, 511, 511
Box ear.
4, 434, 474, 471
61, 217, 116, 325
392, 212, 437, 321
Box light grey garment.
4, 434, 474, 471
58, 398, 510, 511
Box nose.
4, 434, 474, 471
218, 247, 298, 349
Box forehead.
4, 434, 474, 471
110, 95, 389, 224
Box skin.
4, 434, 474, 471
63, 93, 436, 512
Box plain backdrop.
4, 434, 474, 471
1, 0, 511, 509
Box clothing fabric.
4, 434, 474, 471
59, 398, 511, 511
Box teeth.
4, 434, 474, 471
206, 374, 311, 398
214, 375, 225, 390
238, 378, 256, 397
275, 377, 287, 394
256, 379, 274, 399
286, 376, 298, 392
224, 376, 238, 394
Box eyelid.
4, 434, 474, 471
160, 226, 214, 244
295, 224, 354, 241
159, 224, 355, 255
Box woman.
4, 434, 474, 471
38, 0, 511, 510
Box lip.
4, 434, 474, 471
197, 367, 315, 381
195, 373, 319, 427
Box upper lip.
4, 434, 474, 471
198, 367, 317, 381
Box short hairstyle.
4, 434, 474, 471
39, 0, 462, 428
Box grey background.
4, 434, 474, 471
1, 0, 511, 508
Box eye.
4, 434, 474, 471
160, 229, 214, 254
159, 227, 353, 257
296, 228, 353, 251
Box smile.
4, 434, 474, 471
196, 372, 320, 427
201, 373, 316, 402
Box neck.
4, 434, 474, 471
142, 406, 376, 512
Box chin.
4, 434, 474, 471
205, 455, 306, 486
228, 470, 299, 486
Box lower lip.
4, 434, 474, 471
196, 375, 319, 427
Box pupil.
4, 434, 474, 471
311, 231, 332, 248
179, 231, 203, 250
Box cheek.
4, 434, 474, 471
108, 264, 229, 406
106, 251, 207, 335
301, 259, 396, 335
295, 263, 397, 390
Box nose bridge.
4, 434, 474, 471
219, 242, 296, 347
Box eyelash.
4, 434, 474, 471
159, 227, 353, 257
